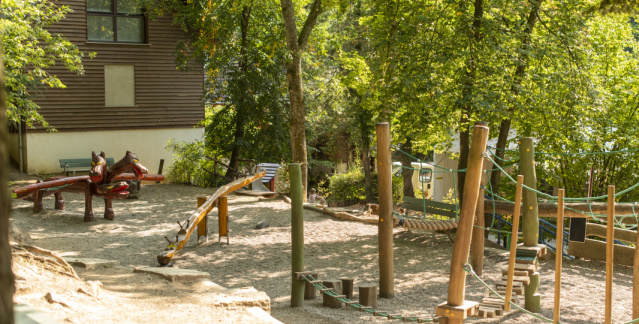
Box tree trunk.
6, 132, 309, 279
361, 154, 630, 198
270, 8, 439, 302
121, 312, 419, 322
0, 49, 15, 324
401, 138, 415, 198
456, 0, 483, 206
280, 0, 322, 201
489, 2, 542, 197
359, 113, 374, 203
226, 5, 253, 179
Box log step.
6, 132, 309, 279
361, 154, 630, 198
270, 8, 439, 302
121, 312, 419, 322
500, 269, 529, 277
514, 255, 537, 264
501, 275, 530, 285
501, 263, 538, 275
496, 286, 524, 295
477, 305, 500, 318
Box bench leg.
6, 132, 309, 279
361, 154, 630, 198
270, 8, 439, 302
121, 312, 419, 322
33, 186, 44, 213
54, 192, 65, 210
104, 198, 114, 220
84, 183, 94, 222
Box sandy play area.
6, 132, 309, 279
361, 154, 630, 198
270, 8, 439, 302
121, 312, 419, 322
7, 172, 638, 323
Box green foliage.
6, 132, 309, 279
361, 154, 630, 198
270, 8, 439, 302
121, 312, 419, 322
164, 140, 214, 187
328, 166, 402, 203
1, 0, 93, 128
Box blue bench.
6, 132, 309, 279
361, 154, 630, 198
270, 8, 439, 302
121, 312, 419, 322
59, 158, 115, 177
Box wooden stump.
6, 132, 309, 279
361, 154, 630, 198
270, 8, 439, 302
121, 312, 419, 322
304, 273, 318, 300
340, 278, 354, 299
359, 284, 377, 308
322, 280, 343, 308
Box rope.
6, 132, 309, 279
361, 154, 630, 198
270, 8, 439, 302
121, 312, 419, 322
484, 154, 639, 203
487, 146, 639, 156
300, 274, 436, 322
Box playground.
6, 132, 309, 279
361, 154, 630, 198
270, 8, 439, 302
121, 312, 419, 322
7, 161, 639, 323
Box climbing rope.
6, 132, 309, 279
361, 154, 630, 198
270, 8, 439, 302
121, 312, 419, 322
487, 146, 639, 156
300, 274, 436, 322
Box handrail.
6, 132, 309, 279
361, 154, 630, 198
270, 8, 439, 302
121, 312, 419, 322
157, 171, 266, 265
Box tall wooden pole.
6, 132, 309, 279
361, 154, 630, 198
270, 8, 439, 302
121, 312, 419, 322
446, 122, 489, 306
554, 189, 565, 324
519, 137, 541, 312
519, 137, 539, 246
605, 185, 615, 324
0, 52, 15, 324
290, 163, 305, 307
376, 122, 394, 299
634, 196, 639, 319
505, 175, 524, 311
471, 169, 487, 276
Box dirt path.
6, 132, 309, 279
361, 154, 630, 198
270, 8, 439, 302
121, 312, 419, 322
8, 173, 637, 323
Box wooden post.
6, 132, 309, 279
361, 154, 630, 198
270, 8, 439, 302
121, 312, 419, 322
359, 284, 377, 307
197, 197, 207, 243
290, 163, 305, 307
218, 196, 229, 244
634, 197, 639, 319
304, 273, 318, 300
471, 169, 487, 276
376, 122, 394, 299
322, 280, 344, 308
554, 189, 564, 324
340, 278, 354, 299
519, 137, 542, 313
605, 185, 615, 324
505, 175, 524, 311
519, 137, 539, 246
442, 122, 489, 308
156, 159, 164, 184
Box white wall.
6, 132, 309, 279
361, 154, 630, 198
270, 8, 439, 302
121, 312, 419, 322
24, 127, 203, 175
432, 152, 458, 203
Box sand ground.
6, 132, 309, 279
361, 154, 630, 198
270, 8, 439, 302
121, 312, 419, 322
7, 167, 636, 323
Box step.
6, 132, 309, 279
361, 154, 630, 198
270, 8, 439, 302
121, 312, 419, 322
500, 269, 530, 277
514, 255, 537, 264
502, 263, 538, 275
501, 275, 530, 285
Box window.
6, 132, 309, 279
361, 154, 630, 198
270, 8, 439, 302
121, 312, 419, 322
87, 0, 146, 43
104, 65, 135, 106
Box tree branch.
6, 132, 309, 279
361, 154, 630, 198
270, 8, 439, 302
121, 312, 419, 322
298, 0, 323, 48
280, 0, 300, 51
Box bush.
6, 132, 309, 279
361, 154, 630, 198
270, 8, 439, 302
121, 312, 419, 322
328, 166, 402, 204
165, 140, 216, 187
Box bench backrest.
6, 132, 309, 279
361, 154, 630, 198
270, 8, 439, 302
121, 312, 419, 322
401, 196, 459, 218
59, 158, 115, 168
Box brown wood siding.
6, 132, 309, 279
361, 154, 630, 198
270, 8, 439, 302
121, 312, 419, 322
30, 0, 204, 133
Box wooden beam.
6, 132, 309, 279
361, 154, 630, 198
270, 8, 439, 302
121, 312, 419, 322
156, 171, 265, 265
471, 171, 486, 277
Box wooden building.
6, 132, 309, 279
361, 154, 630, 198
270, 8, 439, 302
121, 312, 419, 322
7, 0, 204, 175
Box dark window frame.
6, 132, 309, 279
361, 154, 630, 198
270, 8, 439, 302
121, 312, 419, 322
87, 0, 148, 43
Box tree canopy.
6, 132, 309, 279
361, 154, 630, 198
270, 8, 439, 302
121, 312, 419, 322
1, 0, 92, 129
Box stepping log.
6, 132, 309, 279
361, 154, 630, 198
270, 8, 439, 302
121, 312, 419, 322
340, 278, 354, 299
359, 284, 377, 308
322, 280, 343, 308
501, 263, 538, 276
501, 275, 530, 286
304, 273, 319, 300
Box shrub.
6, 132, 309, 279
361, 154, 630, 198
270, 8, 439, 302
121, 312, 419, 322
165, 140, 216, 187
328, 166, 402, 204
